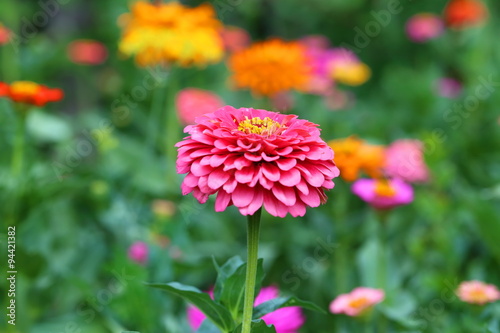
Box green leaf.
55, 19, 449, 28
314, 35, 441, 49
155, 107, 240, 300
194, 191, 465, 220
213, 256, 245, 301
232, 319, 277, 333
252, 296, 326, 319
197, 319, 222, 333
147, 282, 235, 332
220, 259, 264, 319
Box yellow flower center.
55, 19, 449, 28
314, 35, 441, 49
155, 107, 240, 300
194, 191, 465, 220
468, 289, 488, 303
374, 180, 396, 197
348, 297, 369, 309
10, 81, 40, 95
238, 116, 281, 136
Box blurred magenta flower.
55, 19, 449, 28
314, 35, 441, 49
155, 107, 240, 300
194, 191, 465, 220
67, 39, 108, 65
352, 178, 414, 210
444, 0, 488, 30
330, 287, 385, 316
405, 13, 444, 43
187, 286, 305, 332
176, 88, 224, 125
327, 48, 371, 86
220, 26, 251, 53
128, 241, 148, 265
437, 77, 462, 98
457, 281, 500, 305
176, 106, 339, 217
385, 139, 429, 183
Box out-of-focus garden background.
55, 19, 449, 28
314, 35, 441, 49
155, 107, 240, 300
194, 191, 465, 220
1, 0, 500, 332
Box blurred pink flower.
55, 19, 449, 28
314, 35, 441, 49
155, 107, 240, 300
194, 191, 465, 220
67, 39, 108, 65
176, 88, 224, 125
176, 106, 339, 218
437, 77, 462, 98
457, 281, 500, 305
405, 13, 444, 43
270, 91, 294, 112
187, 286, 305, 332
385, 139, 429, 183
300, 35, 330, 51
330, 287, 385, 316
220, 26, 251, 53
128, 241, 148, 265
0, 23, 11, 45
352, 178, 414, 210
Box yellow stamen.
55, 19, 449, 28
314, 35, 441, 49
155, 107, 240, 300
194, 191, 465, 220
374, 179, 396, 197
348, 297, 369, 309
238, 116, 281, 136
468, 289, 488, 303
10, 81, 40, 95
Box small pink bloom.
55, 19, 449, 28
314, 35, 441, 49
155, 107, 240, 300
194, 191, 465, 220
385, 139, 429, 183
406, 13, 444, 43
330, 287, 385, 317
352, 178, 414, 210
299, 35, 330, 51
457, 281, 500, 305
128, 241, 148, 265
176, 88, 224, 125
270, 91, 294, 112
176, 106, 339, 218
437, 77, 463, 98
220, 26, 251, 53
187, 286, 305, 332
0, 24, 11, 45
67, 39, 108, 65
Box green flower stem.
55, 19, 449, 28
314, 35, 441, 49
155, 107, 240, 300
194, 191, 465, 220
146, 74, 167, 149
11, 112, 26, 177
165, 70, 179, 164
241, 208, 262, 333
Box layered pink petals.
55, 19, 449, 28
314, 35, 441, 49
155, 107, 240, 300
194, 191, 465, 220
329, 287, 385, 317
176, 106, 339, 217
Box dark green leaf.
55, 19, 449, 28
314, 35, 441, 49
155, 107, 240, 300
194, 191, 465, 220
213, 256, 245, 301
252, 296, 325, 319
147, 282, 235, 332
232, 319, 276, 333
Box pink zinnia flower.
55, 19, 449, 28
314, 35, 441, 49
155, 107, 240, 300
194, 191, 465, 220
176, 88, 224, 125
128, 241, 148, 265
405, 13, 444, 43
385, 139, 429, 183
187, 286, 305, 332
457, 281, 500, 305
67, 39, 108, 65
176, 106, 339, 218
220, 26, 251, 53
330, 287, 385, 317
437, 77, 463, 98
352, 178, 414, 210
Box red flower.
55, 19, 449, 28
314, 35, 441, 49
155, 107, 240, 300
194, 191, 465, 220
67, 39, 108, 65
444, 0, 488, 29
176, 106, 339, 217
2, 81, 63, 106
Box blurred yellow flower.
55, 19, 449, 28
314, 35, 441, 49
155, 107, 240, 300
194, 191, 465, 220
328, 136, 385, 182
118, 1, 224, 67
228, 39, 312, 96
331, 62, 371, 86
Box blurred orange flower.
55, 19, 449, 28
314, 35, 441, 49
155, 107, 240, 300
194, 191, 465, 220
444, 0, 488, 29
67, 39, 108, 65
228, 39, 311, 97
0, 81, 63, 107
118, 1, 224, 67
328, 136, 385, 182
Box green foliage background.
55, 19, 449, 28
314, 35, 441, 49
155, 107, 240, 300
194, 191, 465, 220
1, 0, 500, 332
